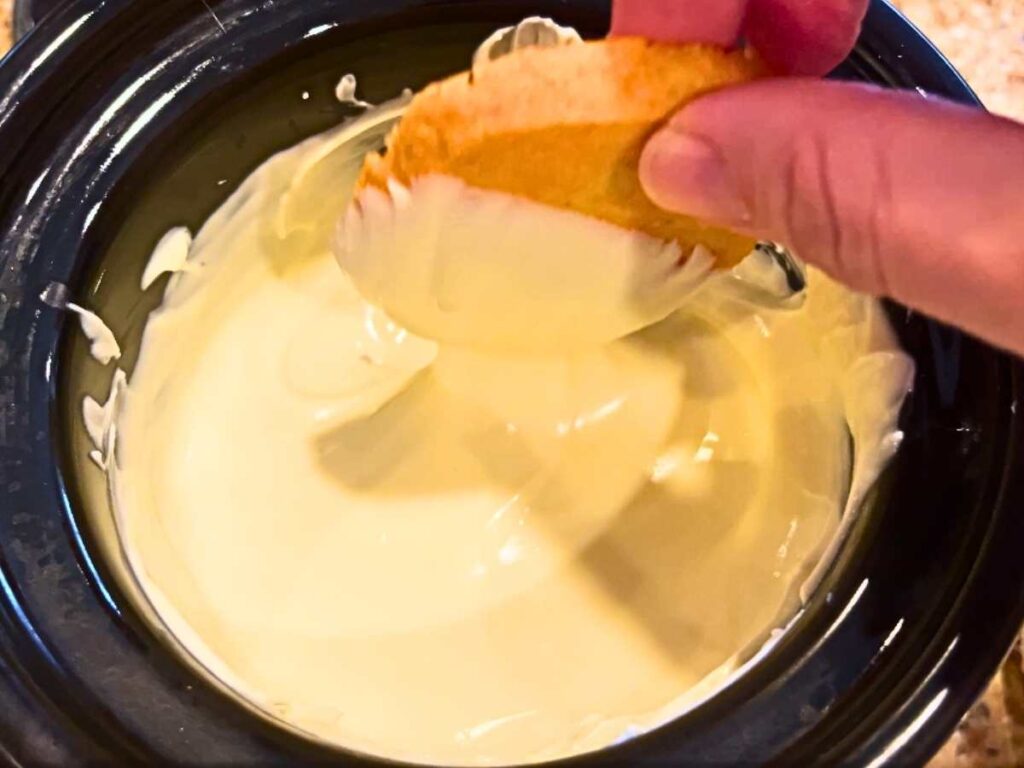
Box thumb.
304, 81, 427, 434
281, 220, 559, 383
640, 79, 1024, 355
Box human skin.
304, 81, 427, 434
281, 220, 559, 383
613, 0, 1024, 356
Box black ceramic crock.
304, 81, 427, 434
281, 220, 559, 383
0, 1, 1022, 765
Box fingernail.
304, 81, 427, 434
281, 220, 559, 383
640, 128, 752, 226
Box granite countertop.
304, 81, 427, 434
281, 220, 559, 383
0, 0, 1022, 765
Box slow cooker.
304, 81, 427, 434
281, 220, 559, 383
0, 0, 1022, 765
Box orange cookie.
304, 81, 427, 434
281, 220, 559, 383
358, 38, 764, 267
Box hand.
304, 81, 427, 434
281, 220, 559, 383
613, 0, 1024, 356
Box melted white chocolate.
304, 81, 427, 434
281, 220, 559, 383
140, 225, 193, 291
67, 302, 122, 365
472, 16, 582, 76
106, 88, 913, 767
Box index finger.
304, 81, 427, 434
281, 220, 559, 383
610, 0, 748, 47
610, 0, 868, 76
745, 0, 869, 75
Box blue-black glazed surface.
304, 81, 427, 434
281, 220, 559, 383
0, 1, 1021, 766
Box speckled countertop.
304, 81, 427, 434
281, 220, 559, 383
1, 0, 1022, 765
